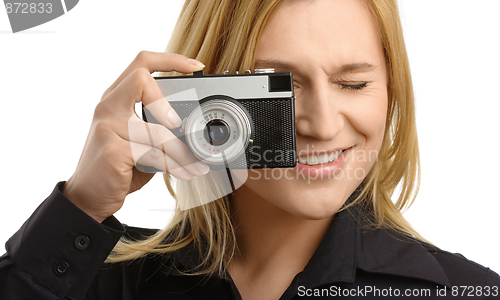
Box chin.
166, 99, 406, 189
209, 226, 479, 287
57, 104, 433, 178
231, 168, 362, 221
282, 195, 347, 220
292, 209, 336, 221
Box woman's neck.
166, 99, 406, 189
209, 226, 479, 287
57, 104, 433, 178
228, 184, 334, 278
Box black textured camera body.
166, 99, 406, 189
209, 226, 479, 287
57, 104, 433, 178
143, 70, 297, 171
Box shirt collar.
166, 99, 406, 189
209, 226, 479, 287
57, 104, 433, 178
298, 186, 451, 289
297, 198, 357, 288
354, 208, 451, 287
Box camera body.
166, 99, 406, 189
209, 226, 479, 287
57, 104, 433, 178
143, 69, 296, 171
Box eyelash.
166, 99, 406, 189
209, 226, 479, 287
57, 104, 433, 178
293, 82, 370, 91
338, 82, 369, 90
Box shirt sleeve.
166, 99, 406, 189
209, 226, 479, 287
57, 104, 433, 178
0, 181, 126, 299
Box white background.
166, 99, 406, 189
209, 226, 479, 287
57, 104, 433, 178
0, 0, 498, 274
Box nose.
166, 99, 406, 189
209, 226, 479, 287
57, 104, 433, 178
294, 82, 343, 141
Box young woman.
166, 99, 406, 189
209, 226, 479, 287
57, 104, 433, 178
1, 0, 499, 299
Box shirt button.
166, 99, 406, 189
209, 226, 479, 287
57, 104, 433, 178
53, 261, 70, 276
74, 235, 90, 250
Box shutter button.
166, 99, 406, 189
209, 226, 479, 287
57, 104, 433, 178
53, 261, 70, 276
75, 235, 90, 250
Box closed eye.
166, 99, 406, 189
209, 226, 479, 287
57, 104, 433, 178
338, 82, 369, 91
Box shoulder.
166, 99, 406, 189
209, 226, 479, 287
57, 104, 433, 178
353, 203, 500, 288
354, 212, 500, 289
422, 244, 500, 286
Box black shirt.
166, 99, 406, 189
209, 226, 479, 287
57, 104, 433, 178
0, 181, 499, 299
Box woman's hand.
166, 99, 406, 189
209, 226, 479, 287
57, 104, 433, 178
62, 51, 210, 223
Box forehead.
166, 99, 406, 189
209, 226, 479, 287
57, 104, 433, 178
256, 0, 385, 69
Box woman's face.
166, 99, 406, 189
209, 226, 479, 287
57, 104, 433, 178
233, 0, 388, 219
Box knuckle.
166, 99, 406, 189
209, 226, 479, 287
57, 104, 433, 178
93, 101, 111, 120
149, 124, 170, 145
135, 50, 152, 63
130, 68, 152, 89
93, 119, 115, 138
149, 147, 164, 158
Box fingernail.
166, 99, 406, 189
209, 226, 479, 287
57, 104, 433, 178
194, 161, 210, 175
167, 109, 182, 128
187, 58, 205, 68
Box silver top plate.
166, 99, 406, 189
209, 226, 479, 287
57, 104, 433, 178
155, 75, 293, 101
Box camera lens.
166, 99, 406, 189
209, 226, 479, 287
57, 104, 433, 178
184, 98, 252, 164
204, 119, 230, 146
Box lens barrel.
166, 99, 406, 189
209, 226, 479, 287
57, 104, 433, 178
184, 98, 253, 165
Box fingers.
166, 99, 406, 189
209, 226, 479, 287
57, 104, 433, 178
103, 51, 205, 100
102, 68, 182, 129
95, 50, 210, 180
143, 95, 183, 129
127, 114, 210, 177
130, 141, 195, 181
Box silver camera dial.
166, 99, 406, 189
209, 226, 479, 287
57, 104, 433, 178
184, 99, 252, 165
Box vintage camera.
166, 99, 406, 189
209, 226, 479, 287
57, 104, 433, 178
142, 69, 296, 171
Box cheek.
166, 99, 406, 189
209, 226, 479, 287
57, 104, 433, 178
347, 88, 388, 146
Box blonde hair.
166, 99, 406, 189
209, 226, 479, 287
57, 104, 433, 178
106, 0, 427, 276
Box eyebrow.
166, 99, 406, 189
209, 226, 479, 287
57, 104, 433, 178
254, 59, 376, 75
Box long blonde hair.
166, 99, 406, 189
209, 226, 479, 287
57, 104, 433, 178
107, 0, 426, 276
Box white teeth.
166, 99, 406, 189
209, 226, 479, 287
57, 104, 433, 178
299, 150, 345, 166
318, 153, 329, 164
329, 151, 341, 161
306, 155, 319, 165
